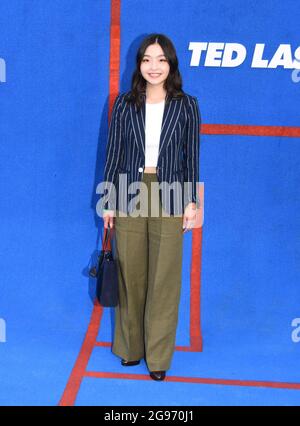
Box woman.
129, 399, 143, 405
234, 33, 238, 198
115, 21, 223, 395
101, 33, 201, 381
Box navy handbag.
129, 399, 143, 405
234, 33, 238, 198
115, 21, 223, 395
89, 224, 119, 307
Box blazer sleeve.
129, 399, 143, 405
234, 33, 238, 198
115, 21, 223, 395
183, 96, 201, 209
102, 94, 123, 210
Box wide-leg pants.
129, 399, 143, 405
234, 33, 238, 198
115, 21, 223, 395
112, 172, 184, 371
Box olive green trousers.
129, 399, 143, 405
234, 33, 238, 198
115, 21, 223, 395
112, 172, 184, 371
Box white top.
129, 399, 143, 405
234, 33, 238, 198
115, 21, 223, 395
145, 100, 165, 167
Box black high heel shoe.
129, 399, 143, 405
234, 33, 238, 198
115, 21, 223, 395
121, 359, 140, 366
149, 370, 166, 381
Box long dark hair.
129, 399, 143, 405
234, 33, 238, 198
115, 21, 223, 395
124, 34, 185, 110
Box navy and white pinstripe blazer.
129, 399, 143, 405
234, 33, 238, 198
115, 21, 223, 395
100, 90, 201, 216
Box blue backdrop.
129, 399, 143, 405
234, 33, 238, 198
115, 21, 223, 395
0, 0, 300, 406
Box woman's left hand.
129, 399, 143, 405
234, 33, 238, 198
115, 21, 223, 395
182, 202, 196, 233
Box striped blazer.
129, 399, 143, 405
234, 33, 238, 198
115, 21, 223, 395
100, 90, 201, 216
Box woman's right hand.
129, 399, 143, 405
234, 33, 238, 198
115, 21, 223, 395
103, 209, 115, 229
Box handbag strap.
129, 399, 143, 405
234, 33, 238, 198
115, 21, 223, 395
102, 223, 115, 251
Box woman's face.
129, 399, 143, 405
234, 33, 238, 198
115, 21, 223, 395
140, 43, 170, 88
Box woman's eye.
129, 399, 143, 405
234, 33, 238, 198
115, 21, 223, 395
142, 59, 166, 62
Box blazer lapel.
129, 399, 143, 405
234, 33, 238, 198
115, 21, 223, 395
129, 96, 146, 160
130, 93, 183, 166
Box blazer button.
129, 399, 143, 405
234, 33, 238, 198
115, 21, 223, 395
138, 167, 143, 172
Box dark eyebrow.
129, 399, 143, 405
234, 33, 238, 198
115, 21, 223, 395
143, 54, 166, 58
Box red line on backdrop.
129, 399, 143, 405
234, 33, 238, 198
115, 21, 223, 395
95, 342, 200, 351
84, 371, 300, 391
108, 0, 121, 120
58, 301, 104, 406
202, 123, 300, 137
190, 227, 203, 351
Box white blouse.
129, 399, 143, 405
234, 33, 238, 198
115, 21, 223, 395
145, 100, 165, 167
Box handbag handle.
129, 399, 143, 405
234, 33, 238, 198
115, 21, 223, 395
102, 223, 114, 252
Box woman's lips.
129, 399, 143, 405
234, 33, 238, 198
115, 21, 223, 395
149, 73, 161, 78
